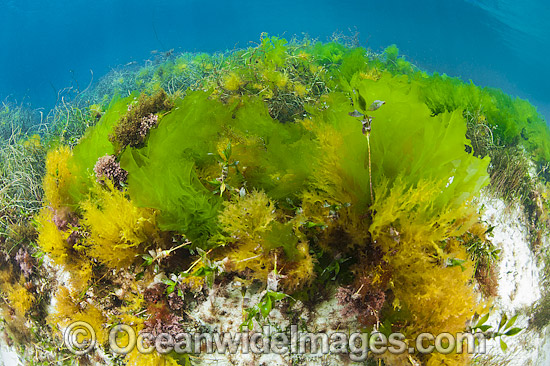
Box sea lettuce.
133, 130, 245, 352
120, 90, 317, 245
351, 73, 490, 208
68, 95, 133, 202
421, 73, 550, 163
231, 97, 316, 200
120, 92, 225, 245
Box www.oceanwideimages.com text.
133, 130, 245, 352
64, 321, 488, 361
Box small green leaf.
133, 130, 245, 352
477, 325, 492, 332
304, 221, 325, 229
475, 313, 490, 328
447, 258, 466, 271
142, 254, 153, 266
240, 317, 254, 331
504, 327, 522, 336
267, 290, 287, 301
259, 296, 272, 318
500, 338, 508, 352
32, 251, 45, 259
498, 314, 508, 332
161, 279, 176, 286
208, 179, 221, 187
333, 262, 341, 279
505, 314, 518, 330
222, 142, 232, 161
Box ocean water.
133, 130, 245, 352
0, 0, 549, 121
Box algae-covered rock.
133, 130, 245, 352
2, 36, 550, 366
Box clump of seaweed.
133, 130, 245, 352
93, 154, 128, 188
488, 146, 534, 205
463, 223, 500, 298
14, 248, 33, 278
141, 303, 185, 339
530, 288, 550, 332
464, 106, 550, 250
110, 88, 174, 151
138, 113, 158, 137
336, 283, 386, 327
80, 181, 160, 269
212, 34, 331, 123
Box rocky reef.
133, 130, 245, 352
1, 34, 550, 366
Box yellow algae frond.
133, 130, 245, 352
36, 207, 73, 265
43, 146, 74, 210
0, 269, 35, 318
81, 181, 159, 268
293, 82, 307, 97
48, 286, 108, 345
223, 72, 243, 91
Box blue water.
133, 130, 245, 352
1, 0, 549, 120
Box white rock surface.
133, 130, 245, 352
0, 346, 20, 366
477, 196, 549, 366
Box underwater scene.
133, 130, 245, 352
1, 1, 550, 365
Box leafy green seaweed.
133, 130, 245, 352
68, 95, 133, 202
121, 92, 225, 245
